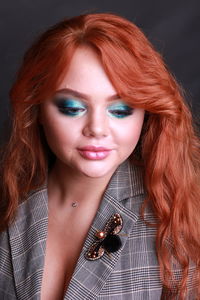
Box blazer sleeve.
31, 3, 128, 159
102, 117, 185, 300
0, 229, 17, 299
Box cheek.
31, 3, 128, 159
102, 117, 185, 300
114, 114, 144, 150
41, 115, 76, 152
120, 126, 142, 150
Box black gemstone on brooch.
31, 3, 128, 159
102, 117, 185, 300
102, 234, 122, 253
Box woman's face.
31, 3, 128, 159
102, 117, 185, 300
40, 47, 144, 179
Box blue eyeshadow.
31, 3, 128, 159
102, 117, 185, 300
55, 98, 87, 116
107, 102, 133, 118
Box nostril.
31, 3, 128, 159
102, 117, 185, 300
82, 125, 108, 137
82, 117, 109, 137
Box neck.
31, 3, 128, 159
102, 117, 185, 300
47, 159, 115, 208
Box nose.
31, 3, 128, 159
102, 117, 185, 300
82, 109, 109, 138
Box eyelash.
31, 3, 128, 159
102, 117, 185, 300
108, 108, 133, 118
58, 107, 86, 116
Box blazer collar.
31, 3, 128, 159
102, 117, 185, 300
8, 158, 145, 299
106, 158, 145, 201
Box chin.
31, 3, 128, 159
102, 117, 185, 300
81, 169, 111, 179
79, 164, 118, 179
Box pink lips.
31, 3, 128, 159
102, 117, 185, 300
78, 146, 111, 160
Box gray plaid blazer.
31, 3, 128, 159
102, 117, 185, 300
0, 159, 194, 299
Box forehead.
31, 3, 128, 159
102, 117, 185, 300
57, 46, 117, 98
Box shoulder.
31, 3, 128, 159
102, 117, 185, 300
0, 185, 48, 298
0, 184, 48, 250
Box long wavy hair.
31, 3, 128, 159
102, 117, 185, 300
0, 13, 200, 299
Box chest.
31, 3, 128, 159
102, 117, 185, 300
40, 216, 93, 300
5, 206, 163, 300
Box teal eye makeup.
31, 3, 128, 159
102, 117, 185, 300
55, 98, 87, 117
107, 102, 133, 118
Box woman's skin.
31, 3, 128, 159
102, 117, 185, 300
40, 46, 144, 299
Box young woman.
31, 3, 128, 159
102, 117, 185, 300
0, 13, 199, 300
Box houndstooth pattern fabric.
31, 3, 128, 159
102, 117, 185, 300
0, 159, 196, 299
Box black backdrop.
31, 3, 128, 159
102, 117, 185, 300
0, 0, 199, 144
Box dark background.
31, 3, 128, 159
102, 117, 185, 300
0, 0, 199, 145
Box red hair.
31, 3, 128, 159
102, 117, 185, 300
1, 13, 200, 298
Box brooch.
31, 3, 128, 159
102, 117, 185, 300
85, 213, 123, 260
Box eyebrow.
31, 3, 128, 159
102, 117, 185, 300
55, 88, 120, 101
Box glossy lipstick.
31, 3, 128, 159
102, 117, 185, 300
78, 146, 111, 160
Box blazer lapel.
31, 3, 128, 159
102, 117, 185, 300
64, 159, 145, 299
8, 186, 48, 300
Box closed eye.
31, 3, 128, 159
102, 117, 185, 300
109, 109, 133, 116
107, 107, 133, 118
54, 97, 87, 117
58, 106, 86, 116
